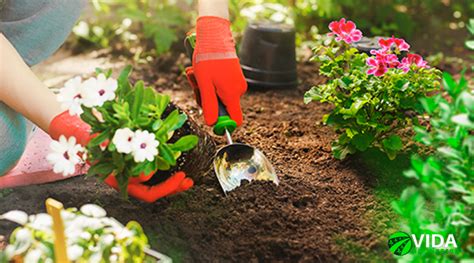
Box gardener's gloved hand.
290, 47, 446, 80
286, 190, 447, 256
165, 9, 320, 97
186, 16, 247, 126
48, 111, 92, 146
104, 171, 193, 203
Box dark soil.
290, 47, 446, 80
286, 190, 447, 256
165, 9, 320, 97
0, 54, 394, 262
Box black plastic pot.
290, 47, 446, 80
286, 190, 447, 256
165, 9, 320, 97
239, 22, 297, 89
351, 36, 383, 54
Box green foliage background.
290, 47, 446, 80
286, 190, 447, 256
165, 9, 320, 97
71, 0, 474, 57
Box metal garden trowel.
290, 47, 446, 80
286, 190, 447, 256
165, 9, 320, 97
185, 33, 279, 194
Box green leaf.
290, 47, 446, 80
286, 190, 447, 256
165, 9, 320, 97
156, 94, 170, 117
442, 72, 461, 97
87, 162, 115, 177
331, 143, 355, 160
152, 120, 163, 131
449, 181, 470, 194
382, 135, 403, 160
80, 107, 99, 127
466, 40, 474, 51
117, 65, 132, 97
155, 156, 171, 170
350, 133, 374, 151
437, 147, 464, 161
131, 81, 145, 120
89, 128, 112, 147
419, 95, 440, 114
452, 114, 474, 129
169, 135, 199, 152
158, 143, 176, 166
382, 135, 403, 151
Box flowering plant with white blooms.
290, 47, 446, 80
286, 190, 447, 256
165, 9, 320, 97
0, 204, 162, 262
49, 66, 199, 197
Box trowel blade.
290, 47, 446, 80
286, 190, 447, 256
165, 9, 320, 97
213, 143, 278, 194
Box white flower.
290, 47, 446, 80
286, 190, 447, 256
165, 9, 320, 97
112, 128, 135, 154
57, 77, 84, 116
24, 248, 42, 262
28, 213, 52, 232
80, 204, 107, 218
47, 135, 85, 176
81, 74, 117, 107
8, 228, 33, 256
67, 245, 84, 261
96, 73, 118, 103
0, 210, 28, 225
131, 130, 159, 163
80, 77, 100, 107
57, 74, 118, 114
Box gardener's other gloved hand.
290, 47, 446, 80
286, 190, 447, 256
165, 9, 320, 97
48, 111, 92, 145
186, 16, 247, 126
104, 171, 193, 203
49, 111, 193, 203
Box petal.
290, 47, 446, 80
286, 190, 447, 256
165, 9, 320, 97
342, 20, 356, 33
80, 204, 107, 218
1, 210, 28, 225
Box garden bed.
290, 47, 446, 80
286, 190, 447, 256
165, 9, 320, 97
0, 51, 425, 262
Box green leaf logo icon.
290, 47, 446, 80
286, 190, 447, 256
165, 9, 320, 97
388, 232, 413, 256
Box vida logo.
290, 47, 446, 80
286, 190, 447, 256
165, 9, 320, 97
388, 232, 458, 256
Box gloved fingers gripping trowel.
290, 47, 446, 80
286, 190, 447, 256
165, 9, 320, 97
184, 33, 278, 194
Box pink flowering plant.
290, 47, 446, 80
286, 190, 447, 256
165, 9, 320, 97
304, 19, 441, 160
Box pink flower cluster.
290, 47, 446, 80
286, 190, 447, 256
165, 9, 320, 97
367, 37, 428, 77
328, 19, 429, 77
328, 18, 362, 44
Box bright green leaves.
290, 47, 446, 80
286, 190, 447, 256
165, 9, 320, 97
394, 72, 474, 262
83, 66, 199, 198
305, 43, 441, 159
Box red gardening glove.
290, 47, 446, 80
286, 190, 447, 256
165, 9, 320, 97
186, 16, 247, 126
49, 111, 193, 202
104, 171, 193, 203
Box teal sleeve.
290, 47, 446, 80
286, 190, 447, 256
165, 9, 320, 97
0, 0, 87, 66
0, 102, 28, 176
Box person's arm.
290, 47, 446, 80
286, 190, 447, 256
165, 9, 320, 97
198, 0, 229, 19
0, 33, 62, 132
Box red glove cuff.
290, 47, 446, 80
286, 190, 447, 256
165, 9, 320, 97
195, 16, 237, 63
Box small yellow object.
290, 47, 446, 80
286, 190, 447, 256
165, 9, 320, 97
45, 198, 70, 263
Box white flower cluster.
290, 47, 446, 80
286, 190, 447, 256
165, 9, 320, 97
0, 204, 143, 262
57, 74, 118, 116
112, 128, 159, 163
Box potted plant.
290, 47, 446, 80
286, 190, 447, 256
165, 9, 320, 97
47, 66, 199, 197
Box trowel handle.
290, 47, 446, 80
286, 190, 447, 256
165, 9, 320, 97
214, 99, 237, 136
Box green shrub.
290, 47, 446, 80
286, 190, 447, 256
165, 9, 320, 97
392, 72, 474, 261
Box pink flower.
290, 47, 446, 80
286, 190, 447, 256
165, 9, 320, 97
370, 50, 401, 69
366, 57, 388, 77
378, 36, 410, 52
328, 18, 363, 44
398, 54, 428, 72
